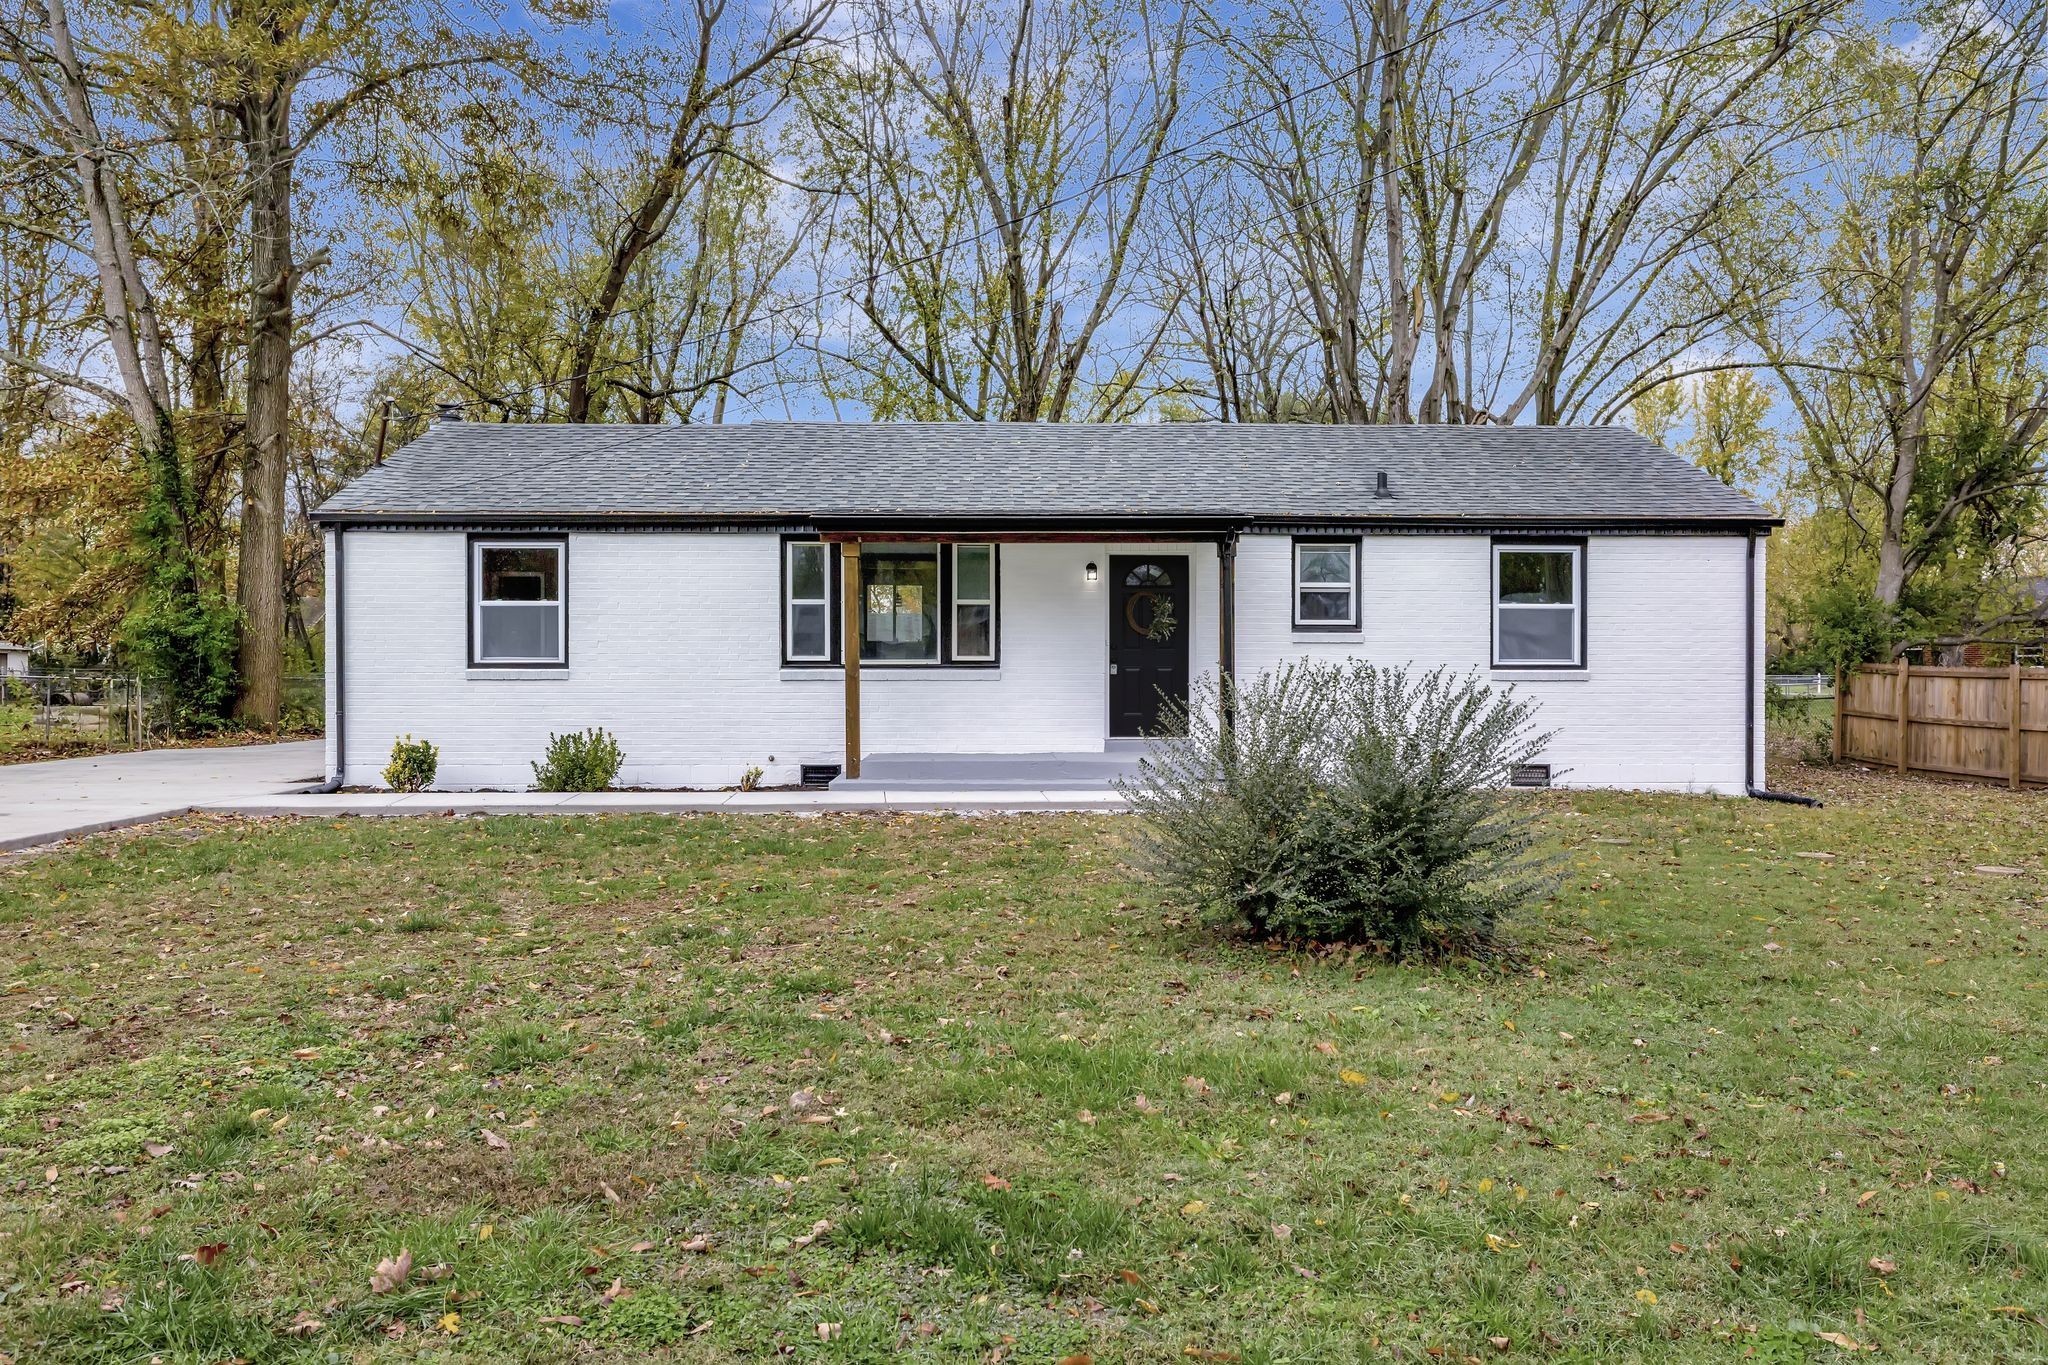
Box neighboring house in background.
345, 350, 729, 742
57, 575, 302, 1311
0, 641, 29, 676
310, 422, 1780, 793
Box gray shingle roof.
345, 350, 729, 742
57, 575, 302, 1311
313, 421, 1774, 526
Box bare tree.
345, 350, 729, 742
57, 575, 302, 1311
815, 0, 1189, 421
1726, 0, 2048, 610
561, 0, 833, 423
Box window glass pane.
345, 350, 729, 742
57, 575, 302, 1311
1125, 562, 1172, 586
1498, 605, 1577, 663
790, 602, 827, 658
790, 542, 826, 600
861, 545, 939, 661
481, 546, 558, 602
956, 544, 992, 600
1497, 550, 1574, 604
1298, 589, 1353, 623
955, 603, 992, 659
1297, 545, 1352, 586
479, 603, 559, 660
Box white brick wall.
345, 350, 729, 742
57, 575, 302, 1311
1235, 531, 1761, 794
327, 528, 1756, 792
330, 532, 1218, 789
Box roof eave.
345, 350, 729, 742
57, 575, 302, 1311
310, 508, 1782, 531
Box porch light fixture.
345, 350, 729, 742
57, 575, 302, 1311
1085, 562, 1099, 582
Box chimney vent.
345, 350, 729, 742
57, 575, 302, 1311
1375, 469, 1392, 498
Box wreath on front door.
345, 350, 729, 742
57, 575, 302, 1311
1124, 590, 1178, 643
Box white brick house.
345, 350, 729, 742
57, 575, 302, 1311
311, 422, 1778, 794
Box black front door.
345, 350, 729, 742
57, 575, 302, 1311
1110, 555, 1190, 737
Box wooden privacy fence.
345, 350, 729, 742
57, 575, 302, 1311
1834, 662, 2047, 789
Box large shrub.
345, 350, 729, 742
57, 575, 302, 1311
532, 727, 624, 792
1118, 662, 1556, 957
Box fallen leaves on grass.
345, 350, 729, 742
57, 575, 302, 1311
1816, 1331, 1874, 1352
370, 1248, 413, 1294
481, 1128, 510, 1150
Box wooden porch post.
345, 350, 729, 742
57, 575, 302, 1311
842, 541, 861, 780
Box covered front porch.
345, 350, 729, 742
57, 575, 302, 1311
816, 526, 1239, 786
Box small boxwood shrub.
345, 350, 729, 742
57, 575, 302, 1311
532, 727, 624, 792
1119, 661, 1556, 958
382, 735, 439, 791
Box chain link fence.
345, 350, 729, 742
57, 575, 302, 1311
1, 670, 323, 757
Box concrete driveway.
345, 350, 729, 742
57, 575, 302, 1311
0, 741, 324, 853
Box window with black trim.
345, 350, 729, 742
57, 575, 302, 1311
952, 543, 996, 661
472, 539, 565, 666
785, 540, 832, 661
1492, 541, 1583, 667
1293, 538, 1359, 629
780, 538, 999, 667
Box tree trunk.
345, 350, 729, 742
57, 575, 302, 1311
1375, 0, 1413, 423
236, 83, 293, 725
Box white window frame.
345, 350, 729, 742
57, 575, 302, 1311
1491, 542, 1582, 668
1292, 539, 1359, 628
471, 538, 566, 666
951, 543, 997, 662
784, 540, 832, 663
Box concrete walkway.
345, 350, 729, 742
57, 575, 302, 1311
0, 741, 324, 852
203, 787, 1128, 819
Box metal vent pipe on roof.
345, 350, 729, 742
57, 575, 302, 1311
1375, 470, 1391, 498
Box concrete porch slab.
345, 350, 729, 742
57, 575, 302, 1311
832, 742, 1156, 792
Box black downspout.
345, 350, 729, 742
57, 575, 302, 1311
1745, 527, 1821, 806
316, 527, 345, 791
1218, 531, 1238, 733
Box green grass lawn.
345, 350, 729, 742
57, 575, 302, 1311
1, 763, 2043, 1362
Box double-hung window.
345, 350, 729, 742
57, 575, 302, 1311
1293, 538, 1359, 629
472, 538, 565, 666
785, 541, 832, 662
952, 544, 996, 661
780, 538, 999, 666
1492, 542, 1582, 667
